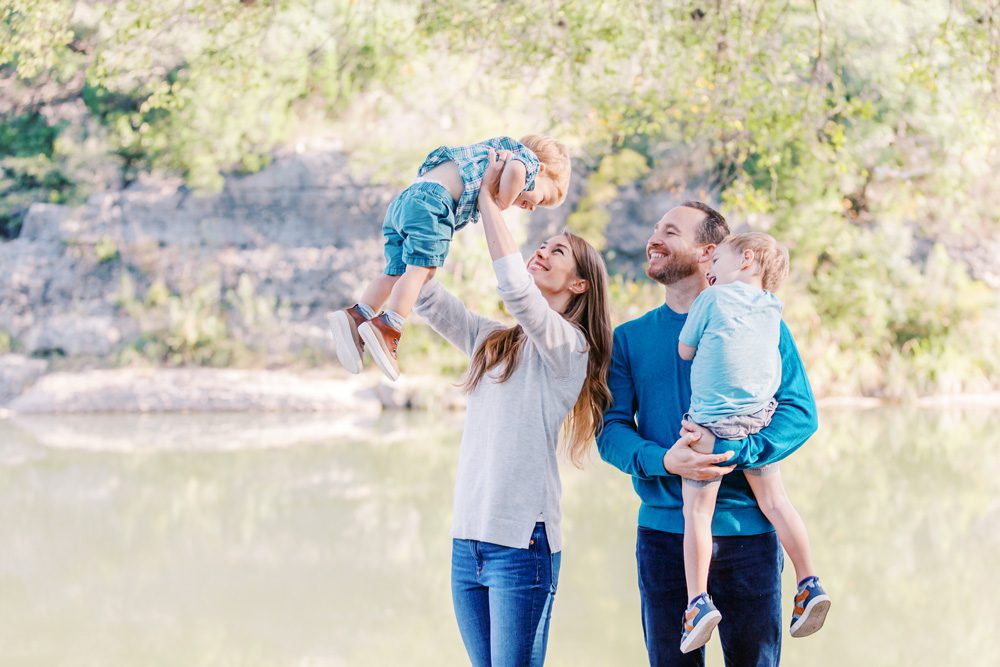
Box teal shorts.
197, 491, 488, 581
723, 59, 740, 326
382, 182, 457, 275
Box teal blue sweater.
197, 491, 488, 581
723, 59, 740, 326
596, 304, 818, 536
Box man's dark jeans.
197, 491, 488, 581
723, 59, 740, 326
636, 526, 784, 666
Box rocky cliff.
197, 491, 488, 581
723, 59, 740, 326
1, 151, 395, 364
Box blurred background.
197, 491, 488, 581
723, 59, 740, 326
1, 1, 998, 665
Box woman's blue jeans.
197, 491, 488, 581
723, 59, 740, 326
451, 522, 561, 666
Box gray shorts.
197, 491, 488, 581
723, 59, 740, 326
700, 398, 778, 440
682, 398, 779, 487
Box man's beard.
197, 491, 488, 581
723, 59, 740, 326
646, 251, 700, 285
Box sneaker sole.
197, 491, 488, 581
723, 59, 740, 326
358, 321, 400, 382
680, 610, 722, 654
327, 311, 363, 374
790, 595, 831, 638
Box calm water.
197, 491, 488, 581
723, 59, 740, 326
0, 407, 997, 666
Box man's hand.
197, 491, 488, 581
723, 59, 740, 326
680, 419, 716, 454
662, 431, 734, 481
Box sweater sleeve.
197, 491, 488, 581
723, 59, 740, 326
493, 253, 587, 376
714, 321, 819, 468
596, 327, 672, 478
413, 280, 501, 357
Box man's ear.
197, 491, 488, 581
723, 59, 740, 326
569, 278, 589, 295
699, 244, 717, 263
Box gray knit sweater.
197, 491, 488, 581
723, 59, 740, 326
414, 253, 588, 552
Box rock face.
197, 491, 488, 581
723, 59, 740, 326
0, 151, 395, 364
0, 354, 48, 405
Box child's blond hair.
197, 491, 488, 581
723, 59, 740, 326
520, 134, 571, 207
720, 232, 790, 292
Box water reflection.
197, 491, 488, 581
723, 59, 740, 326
0, 407, 996, 666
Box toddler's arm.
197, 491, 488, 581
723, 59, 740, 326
678, 289, 713, 361
495, 159, 527, 210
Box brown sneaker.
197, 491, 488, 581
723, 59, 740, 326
358, 314, 401, 381
327, 305, 368, 374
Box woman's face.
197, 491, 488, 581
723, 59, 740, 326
526, 234, 583, 296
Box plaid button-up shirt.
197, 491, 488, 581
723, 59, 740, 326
418, 136, 540, 231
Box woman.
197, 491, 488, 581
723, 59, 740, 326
413, 148, 613, 666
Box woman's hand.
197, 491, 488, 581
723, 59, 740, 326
476, 149, 519, 260
478, 148, 510, 211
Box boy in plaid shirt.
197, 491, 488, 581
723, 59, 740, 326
328, 135, 572, 380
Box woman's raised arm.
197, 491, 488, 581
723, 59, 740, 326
413, 279, 501, 358
476, 149, 586, 375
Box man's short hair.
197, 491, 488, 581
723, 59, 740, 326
679, 200, 729, 246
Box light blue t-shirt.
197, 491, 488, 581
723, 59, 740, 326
678, 282, 783, 424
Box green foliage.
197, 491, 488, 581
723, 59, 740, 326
0, 111, 62, 156
0, 0, 75, 78
80, 83, 162, 184
79, 0, 418, 190
568, 149, 650, 249
782, 223, 1000, 397
115, 272, 307, 368
0, 112, 75, 236
227, 274, 281, 332
0, 154, 76, 237
94, 237, 119, 263
117, 276, 244, 367
606, 274, 663, 325
0, 330, 11, 354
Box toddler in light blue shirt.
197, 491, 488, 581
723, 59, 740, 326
675, 232, 831, 654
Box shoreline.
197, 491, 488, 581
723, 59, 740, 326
0, 363, 998, 416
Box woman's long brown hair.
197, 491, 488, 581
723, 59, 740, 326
462, 232, 613, 468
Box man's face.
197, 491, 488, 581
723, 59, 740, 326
645, 206, 709, 285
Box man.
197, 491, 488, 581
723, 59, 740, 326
596, 201, 818, 666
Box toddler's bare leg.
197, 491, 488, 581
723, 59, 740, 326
689, 433, 715, 456
384, 266, 436, 318
745, 466, 816, 582
682, 479, 720, 601
359, 274, 401, 313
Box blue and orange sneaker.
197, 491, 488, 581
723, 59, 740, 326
790, 576, 831, 638
680, 592, 722, 654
